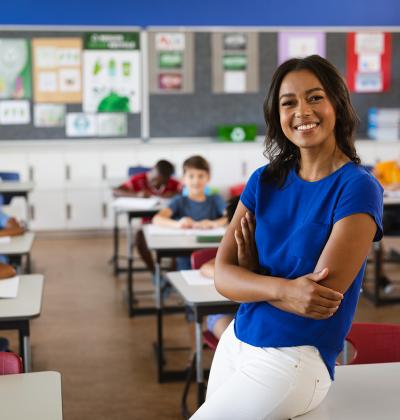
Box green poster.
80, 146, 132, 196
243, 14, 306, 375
0, 38, 31, 99
158, 52, 183, 69
84, 32, 140, 50
223, 54, 247, 71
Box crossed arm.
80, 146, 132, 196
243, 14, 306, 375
215, 201, 377, 319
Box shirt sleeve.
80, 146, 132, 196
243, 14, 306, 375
240, 167, 264, 214
333, 173, 384, 242
121, 176, 137, 192
168, 195, 182, 219
213, 195, 226, 217
0, 210, 10, 228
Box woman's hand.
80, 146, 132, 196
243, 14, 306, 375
278, 268, 343, 319
234, 211, 259, 272
178, 217, 195, 228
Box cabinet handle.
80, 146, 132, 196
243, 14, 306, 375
30, 205, 35, 221
29, 166, 34, 182
102, 164, 107, 180
65, 165, 71, 181
66, 204, 72, 220
102, 203, 108, 219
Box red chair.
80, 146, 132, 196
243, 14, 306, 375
190, 248, 218, 270
229, 183, 245, 198
346, 322, 400, 365
0, 351, 23, 375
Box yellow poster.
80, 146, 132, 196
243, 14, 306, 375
32, 38, 82, 103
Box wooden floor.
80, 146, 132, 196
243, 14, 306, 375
3, 235, 400, 420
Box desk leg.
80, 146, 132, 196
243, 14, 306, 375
25, 253, 31, 274
155, 257, 164, 382
19, 321, 30, 373
195, 313, 206, 407
127, 216, 134, 317
113, 211, 120, 276
374, 241, 382, 305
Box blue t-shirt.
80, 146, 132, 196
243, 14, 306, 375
0, 210, 10, 229
168, 194, 226, 221
237, 162, 383, 380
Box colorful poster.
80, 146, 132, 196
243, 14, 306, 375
0, 39, 31, 99
223, 33, 247, 50
278, 32, 326, 64
158, 73, 182, 90
155, 33, 185, 51
34, 104, 65, 127
32, 38, 82, 103
66, 113, 97, 137
83, 32, 141, 113
0, 100, 30, 124
223, 54, 247, 71
97, 113, 127, 137
347, 32, 391, 93
158, 52, 183, 69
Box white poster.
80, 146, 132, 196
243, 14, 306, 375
355, 33, 385, 54
0, 100, 30, 124
83, 50, 141, 113
358, 54, 381, 73
355, 73, 383, 92
288, 37, 318, 58
224, 71, 246, 93
97, 113, 127, 137
34, 104, 65, 127
155, 33, 185, 51
66, 113, 97, 137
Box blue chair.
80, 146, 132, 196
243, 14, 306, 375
0, 171, 20, 205
128, 166, 151, 177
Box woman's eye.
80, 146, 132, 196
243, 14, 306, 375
309, 95, 323, 102
281, 101, 293, 107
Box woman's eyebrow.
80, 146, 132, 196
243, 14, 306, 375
279, 87, 325, 100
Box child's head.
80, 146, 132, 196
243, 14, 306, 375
148, 160, 175, 189
182, 155, 210, 196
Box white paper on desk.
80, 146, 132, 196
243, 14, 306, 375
112, 197, 160, 210
384, 190, 400, 198
147, 225, 225, 236
0, 276, 19, 298
0, 236, 11, 244
181, 270, 214, 286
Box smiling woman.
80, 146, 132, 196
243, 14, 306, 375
190, 56, 383, 420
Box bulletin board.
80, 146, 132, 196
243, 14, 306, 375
0, 28, 142, 140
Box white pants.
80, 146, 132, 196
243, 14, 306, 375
191, 321, 331, 420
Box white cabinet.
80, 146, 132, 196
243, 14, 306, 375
0, 153, 29, 180
100, 150, 138, 180
29, 190, 66, 230
64, 151, 102, 188
27, 152, 65, 188
65, 189, 103, 229
101, 188, 114, 229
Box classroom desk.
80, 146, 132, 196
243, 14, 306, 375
167, 270, 238, 405
297, 362, 400, 420
0, 274, 44, 372
143, 225, 224, 383
0, 371, 63, 419
0, 181, 35, 226
111, 198, 163, 316
0, 231, 35, 274
364, 196, 400, 305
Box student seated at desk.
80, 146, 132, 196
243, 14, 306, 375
373, 159, 400, 293
0, 262, 16, 279
152, 155, 227, 270
113, 160, 180, 271
0, 210, 25, 237
200, 196, 240, 339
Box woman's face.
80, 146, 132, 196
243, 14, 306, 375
278, 69, 336, 150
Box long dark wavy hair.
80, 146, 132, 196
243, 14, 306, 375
263, 55, 360, 187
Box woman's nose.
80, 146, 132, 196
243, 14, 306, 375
295, 100, 312, 118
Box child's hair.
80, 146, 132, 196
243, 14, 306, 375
183, 155, 210, 174
155, 160, 175, 178
226, 196, 240, 222
263, 54, 360, 187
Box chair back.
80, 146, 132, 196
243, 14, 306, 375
0, 351, 23, 375
191, 248, 218, 269
346, 322, 400, 364
128, 166, 151, 177
0, 172, 20, 205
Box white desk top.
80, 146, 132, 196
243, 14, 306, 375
383, 196, 400, 205
112, 197, 165, 213
143, 225, 222, 252
0, 181, 34, 193
297, 362, 400, 420
0, 371, 63, 420
167, 271, 233, 306
0, 232, 35, 255
0, 274, 44, 320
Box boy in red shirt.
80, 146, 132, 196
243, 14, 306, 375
113, 160, 180, 271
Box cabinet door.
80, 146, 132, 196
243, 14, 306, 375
101, 149, 139, 180
101, 188, 114, 229
0, 153, 29, 181
65, 189, 103, 229
27, 151, 65, 188
64, 152, 102, 188
29, 190, 66, 230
